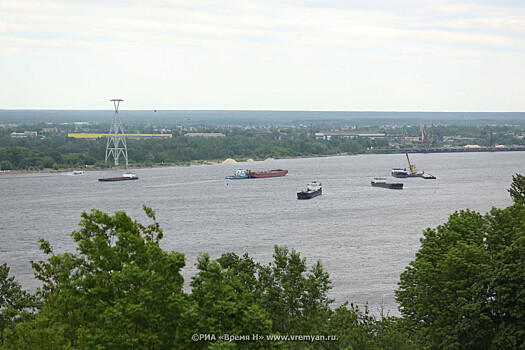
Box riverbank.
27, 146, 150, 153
2, 145, 524, 176
0, 156, 302, 176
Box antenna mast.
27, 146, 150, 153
105, 99, 128, 167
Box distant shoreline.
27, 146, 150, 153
0, 157, 295, 176
2, 146, 524, 176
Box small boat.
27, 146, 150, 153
98, 172, 138, 182
73, 170, 85, 175
420, 172, 436, 179
371, 177, 403, 189
391, 168, 409, 178
247, 169, 288, 178
225, 169, 248, 179
297, 181, 322, 199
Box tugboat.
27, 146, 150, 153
297, 181, 322, 199
225, 169, 248, 179
371, 177, 403, 189
247, 169, 288, 178
98, 172, 138, 182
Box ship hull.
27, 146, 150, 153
391, 169, 409, 178
371, 182, 403, 189
297, 188, 322, 199
98, 177, 138, 182
248, 169, 288, 178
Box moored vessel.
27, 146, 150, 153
98, 172, 138, 182
391, 168, 409, 178
247, 169, 288, 178
297, 181, 322, 199
371, 177, 403, 189
225, 169, 248, 179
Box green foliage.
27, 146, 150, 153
0, 131, 390, 170
397, 197, 525, 348
1, 208, 432, 349
1, 313, 72, 350
509, 173, 525, 204
0, 161, 12, 170
219, 246, 333, 340
327, 303, 422, 350
0, 264, 38, 334
26, 206, 187, 349
185, 254, 274, 349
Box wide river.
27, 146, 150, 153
1, 152, 522, 316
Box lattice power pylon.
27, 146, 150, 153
105, 99, 128, 167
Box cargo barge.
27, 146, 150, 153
98, 173, 138, 182
247, 169, 288, 178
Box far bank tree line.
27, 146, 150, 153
2, 122, 525, 171
0, 133, 389, 171
2, 175, 525, 349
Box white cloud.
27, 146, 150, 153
1, 0, 525, 110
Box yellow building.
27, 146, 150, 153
68, 133, 172, 139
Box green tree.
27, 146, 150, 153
397, 179, 525, 349
219, 246, 333, 345
509, 173, 525, 204
0, 263, 37, 333
0, 161, 12, 171
25, 206, 187, 349
184, 254, 274, 349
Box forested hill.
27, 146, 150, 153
2, 109, 525, 126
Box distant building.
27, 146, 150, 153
10, 131, 38, 138
185, 133, 225, 138
42, 127, 58, 133
68, 133, 172, 139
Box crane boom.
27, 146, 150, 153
405, 151, 417, 174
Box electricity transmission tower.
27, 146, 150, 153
105, 99, 128, 167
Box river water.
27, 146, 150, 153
0, 152, 522, 315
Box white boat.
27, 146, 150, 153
73, 170, 85, 175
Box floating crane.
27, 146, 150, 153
405, 151, 436, 179
405, 151, 418, 176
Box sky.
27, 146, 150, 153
1, 0, 525, 111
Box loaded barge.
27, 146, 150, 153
98, 172, 138, 182
247, 169, 288, 178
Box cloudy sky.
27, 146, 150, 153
1, 0, 524, 111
